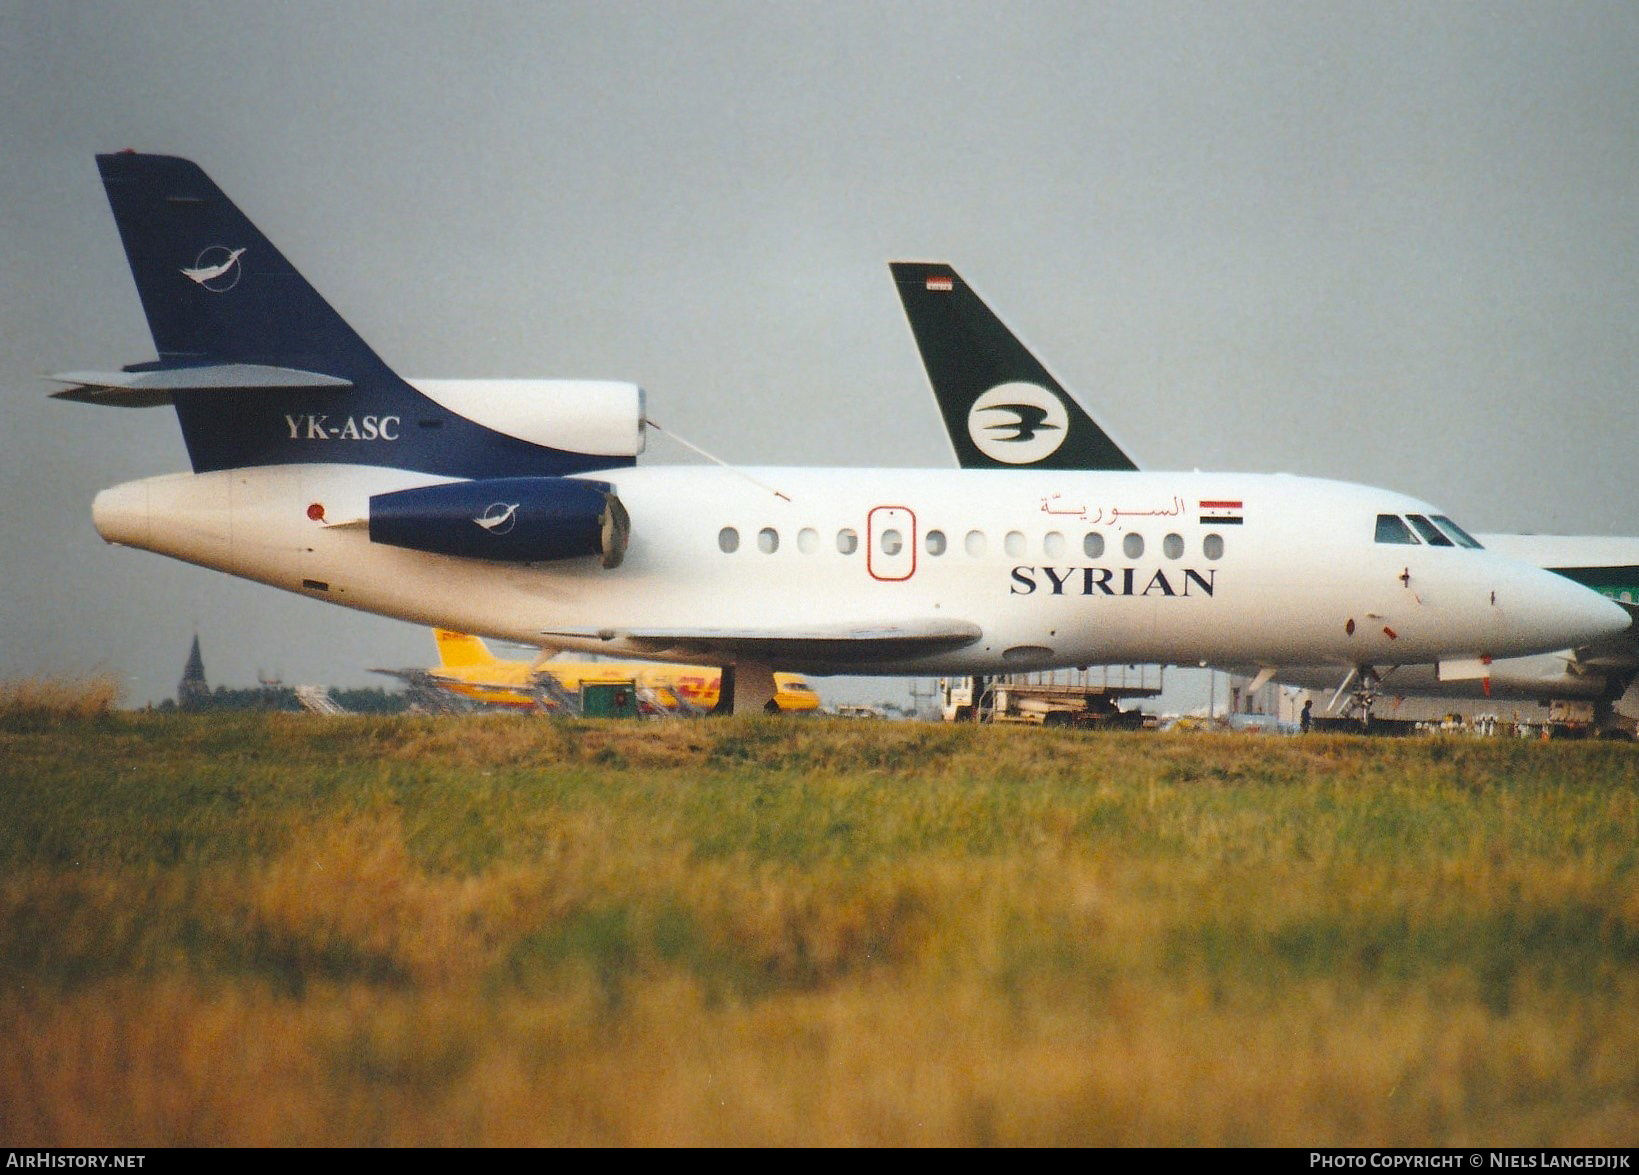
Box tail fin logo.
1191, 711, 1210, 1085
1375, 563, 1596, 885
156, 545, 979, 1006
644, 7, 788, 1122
967, 382, 1069, 464
474, 502, 520, 535
180, 246, 246, 292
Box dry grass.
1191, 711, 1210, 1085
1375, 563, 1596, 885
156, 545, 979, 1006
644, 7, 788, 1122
0, 715, 1634, 1145
0, 675, 121, 728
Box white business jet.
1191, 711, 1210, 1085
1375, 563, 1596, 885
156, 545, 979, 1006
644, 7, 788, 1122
54, 156, 1628, 712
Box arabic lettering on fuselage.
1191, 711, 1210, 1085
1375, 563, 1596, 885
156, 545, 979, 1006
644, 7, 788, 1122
1038, 494, 1186, 524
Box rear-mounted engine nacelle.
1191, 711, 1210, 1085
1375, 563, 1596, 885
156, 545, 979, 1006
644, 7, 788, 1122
368, 477, 630, 568
408, 380, 646, 458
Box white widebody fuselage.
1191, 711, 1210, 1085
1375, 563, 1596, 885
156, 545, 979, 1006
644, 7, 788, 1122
91, 463, 1627, 676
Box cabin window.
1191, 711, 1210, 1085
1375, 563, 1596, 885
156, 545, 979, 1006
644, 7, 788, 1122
965, 530, 987, 557
1043, 531, 1067, 558
1005, 531, 1026, 558
880, 529, 903, 556
1431, 515, 1483, 549
1083, 532, 1105, 559
718, 527, 740, 553
1203, 533, 1224, 560
1123, 533, 1144, 559
1162, 533, 1184, 560
837, 528, 858, 555
1405, 514, 1454, 547
1374, 514, 1419, 545
758, 527, 779, 554
797, 527, 819, 554
925, 529, 947, 556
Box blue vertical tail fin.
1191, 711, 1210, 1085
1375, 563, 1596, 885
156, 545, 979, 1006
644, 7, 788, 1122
96, 151, 395, 380
55, 152, 644, 480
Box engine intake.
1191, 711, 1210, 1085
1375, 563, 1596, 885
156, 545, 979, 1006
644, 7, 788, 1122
369, 476, 629, 568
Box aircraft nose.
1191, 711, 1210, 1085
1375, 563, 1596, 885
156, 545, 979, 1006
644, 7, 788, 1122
1521, 567, 1632, 651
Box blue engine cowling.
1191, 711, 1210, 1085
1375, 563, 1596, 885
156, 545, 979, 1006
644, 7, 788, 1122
368, 476, 630, 568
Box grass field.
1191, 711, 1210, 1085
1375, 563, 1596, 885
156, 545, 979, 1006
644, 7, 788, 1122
0, 701, 1635, 1146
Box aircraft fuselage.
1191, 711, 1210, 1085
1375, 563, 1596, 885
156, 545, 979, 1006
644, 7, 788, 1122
91, 464, 1625, 675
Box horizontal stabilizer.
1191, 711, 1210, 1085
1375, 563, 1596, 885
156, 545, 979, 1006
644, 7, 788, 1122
540, 619, 983, 667
369, 667, 430, 684
49, 364, 352, 407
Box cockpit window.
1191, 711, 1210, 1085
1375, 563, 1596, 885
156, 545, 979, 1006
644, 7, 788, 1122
1402, 514, 1455, 547
1406, 514, 1455, 547
1375, 514, 1419, 545
1431, 515, 1484, 549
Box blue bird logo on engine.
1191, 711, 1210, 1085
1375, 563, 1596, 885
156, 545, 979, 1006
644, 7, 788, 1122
473, 502, 520, 535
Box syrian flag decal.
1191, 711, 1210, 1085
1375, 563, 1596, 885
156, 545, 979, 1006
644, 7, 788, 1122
1200, 500, 1243, 526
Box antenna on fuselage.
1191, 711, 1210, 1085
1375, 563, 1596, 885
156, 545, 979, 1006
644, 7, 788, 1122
644, 417, 792, 503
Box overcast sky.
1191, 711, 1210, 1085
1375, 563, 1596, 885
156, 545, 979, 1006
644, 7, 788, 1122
3, 1, 1638, 709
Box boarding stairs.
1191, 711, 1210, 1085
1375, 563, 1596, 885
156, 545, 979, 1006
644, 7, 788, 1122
295, 684, 348, 715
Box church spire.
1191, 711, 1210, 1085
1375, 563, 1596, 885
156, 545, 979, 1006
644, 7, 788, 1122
178, 635, 210, 710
